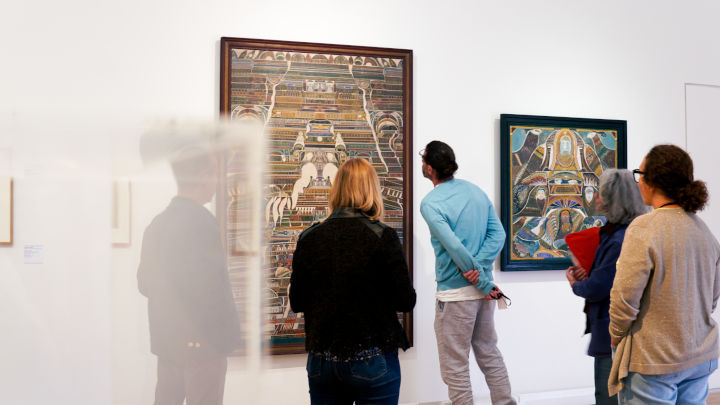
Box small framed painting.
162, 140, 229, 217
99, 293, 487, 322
499, 114, 627, 271
111, 179, 131, 246
0, 176, 12, 245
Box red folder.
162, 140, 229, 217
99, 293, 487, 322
565, 227, 600, 273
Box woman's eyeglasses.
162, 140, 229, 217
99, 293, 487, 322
632, 169, 645, 183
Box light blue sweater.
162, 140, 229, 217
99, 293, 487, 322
420, 178, 506, 295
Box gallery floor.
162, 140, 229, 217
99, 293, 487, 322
408, 390, 720, 404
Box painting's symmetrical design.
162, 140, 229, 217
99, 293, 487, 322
221, 38, 412, 353
500, 115, 626, 271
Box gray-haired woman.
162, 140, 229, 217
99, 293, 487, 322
565, 168, 647, 405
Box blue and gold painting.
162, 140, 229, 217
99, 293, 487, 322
500, 115, 626, 271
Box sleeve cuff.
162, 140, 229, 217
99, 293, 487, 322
478, 281, 495, 296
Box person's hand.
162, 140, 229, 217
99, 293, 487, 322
611, 338, 620, 347
462, 270, 480, 284
458, 266, 480, 284
565, 266, 577, 286
484, 286, 503, 300
573, 265, 588, 281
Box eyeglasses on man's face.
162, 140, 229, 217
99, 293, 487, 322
632, 169, 645, 183
418, 149, 426, 162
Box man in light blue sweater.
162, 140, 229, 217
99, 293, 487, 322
420, 141, 515, 405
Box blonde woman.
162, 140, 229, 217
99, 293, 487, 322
290, 158, 416, 405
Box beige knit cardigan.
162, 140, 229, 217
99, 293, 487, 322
608, 207, 720, 396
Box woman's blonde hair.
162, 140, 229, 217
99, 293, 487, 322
328, 158, 384, 220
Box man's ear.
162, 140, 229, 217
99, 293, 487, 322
427, 164, 438, 180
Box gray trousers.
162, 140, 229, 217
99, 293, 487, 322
434, 299, 515, 405
154, 353, 228, 405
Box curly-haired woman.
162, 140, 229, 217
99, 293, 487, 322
609, 144, 720, 404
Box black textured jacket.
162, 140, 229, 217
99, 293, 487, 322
289, 207, 416, 358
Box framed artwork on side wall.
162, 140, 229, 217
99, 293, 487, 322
0, 176, 12, 245
499, 114, 627, 271
220, 37, 413, 354
111, 179, 131, 246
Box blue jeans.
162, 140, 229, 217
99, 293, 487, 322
307, 350, 401, 405
619, 359, 718, 404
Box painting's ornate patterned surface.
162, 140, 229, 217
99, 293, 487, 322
508, 125, 618, 261
224, 46, 408, 353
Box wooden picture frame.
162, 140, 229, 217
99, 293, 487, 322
499, 114, 627, 271
111, 179, 131, 246
0, 177, 12, 245
220, 37, 413, 354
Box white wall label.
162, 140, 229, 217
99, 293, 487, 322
24, 244, 44, 264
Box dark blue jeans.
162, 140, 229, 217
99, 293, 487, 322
594, 355, 617, 405
306, 350, 401, 405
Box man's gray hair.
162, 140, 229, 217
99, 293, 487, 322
599, 168, 648, 224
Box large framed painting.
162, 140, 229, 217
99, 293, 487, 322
499, 114, 627, 271
220, 37, 413, 354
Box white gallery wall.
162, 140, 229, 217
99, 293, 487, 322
2, 0, 720, 404
687, 83, 720, 390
